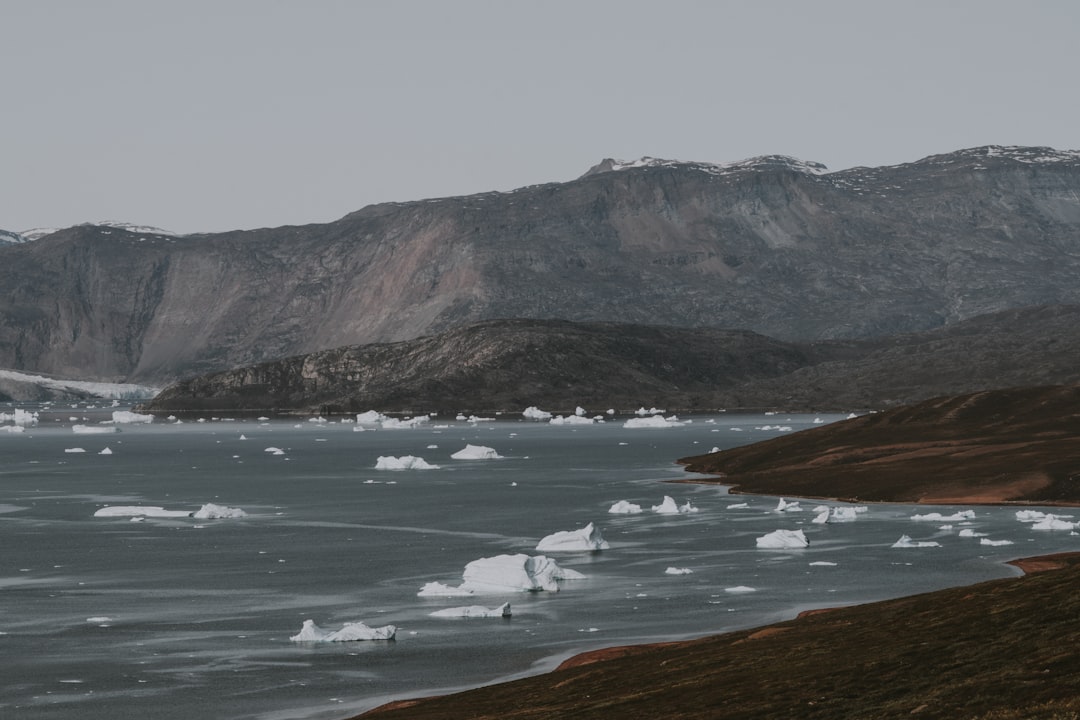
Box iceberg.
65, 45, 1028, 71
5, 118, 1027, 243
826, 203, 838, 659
1031, 515, 1076, 530
635, 407, 665, 416
72, 425, 119, 434
289, 619, 396, 642
98, 447, 113, 455
665, 567, 693, 575
755, 529, 809, 549
192, 503, 247, 519
623, 415, 684, 428
356, 411, 388, 424
608, 500, 643, 514
726, 503, 750, 509
650, 496, 699, 514
775, 498, 801, 512
891, 535, 941, 548
110, 410, 153, 424
430, 602, 511, 618
910, 510, 975, 522
0, 408, 39, 426
812, 509, 830, 524
264, 447, 286, 455
64, 448, 86, 454
450, 444, 502, 460
421, 554, 585, 596
94, 506, 193, 518
381, 416, 429, 429
550, 414, 595, 425
980, 538, 1014, 546
1, 425, 25, 433
522, 406, 552, 421
957, 529, 987, 538
374, 455, 440, 470
724, 585, 757, 593
536, 522, 609, 551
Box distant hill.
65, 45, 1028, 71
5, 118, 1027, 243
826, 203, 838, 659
3, 145, 1080, 384
141, 305, 1080, 415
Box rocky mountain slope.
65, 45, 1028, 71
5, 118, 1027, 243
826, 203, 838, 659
142, 304, 1080, 415
3, 145, 1080, 384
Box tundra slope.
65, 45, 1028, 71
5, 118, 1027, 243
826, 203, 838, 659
3, 145, 1080, 384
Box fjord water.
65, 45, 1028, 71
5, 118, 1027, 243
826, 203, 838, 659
2, 408, 1075, 720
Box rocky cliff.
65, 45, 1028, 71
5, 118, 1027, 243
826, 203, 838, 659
3, 145, 1080, 384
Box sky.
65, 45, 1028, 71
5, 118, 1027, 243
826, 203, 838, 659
3, 0, 1078, 235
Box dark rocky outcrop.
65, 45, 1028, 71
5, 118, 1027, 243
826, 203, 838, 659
4, 146, 1080, 384
142, 305, 1080, 415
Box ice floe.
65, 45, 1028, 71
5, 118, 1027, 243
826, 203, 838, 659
635, 407, 665, 416
891, 535, 941, 548
94, 506, 194, 518
550, 414, 596, 425
535, 522, 609, 551
809, 561, 838, 566
608, 500, 643, 514
651, 496, 698, 514
775, 498, 801, 513
429, 602, 511, 618
623, 415, 685, 428
910, 510, 975, 522
98, 447, 113, 455
374, 455, 440, 470
381, 416, 429, 429
192, 503, 247, 519
72, 425, 119, 434
755, 529, 809, 549
0, 408, 38, 426
450, 444, 502, 460
665, 567, 693, 575
418, 554, 585, 595
522, 406, 552, 421
110, 410, 153, 424
356, 411, 388, 424
724, 585, 757, 593
980, 538, 1014, 546
289, 619, 396, 642
264, 447, 286, 456
64, 448, 86, 454
957, 529, 987, 538
1031, 515, 1077, 531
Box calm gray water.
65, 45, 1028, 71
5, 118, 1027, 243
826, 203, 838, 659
1, 405, 1076, 720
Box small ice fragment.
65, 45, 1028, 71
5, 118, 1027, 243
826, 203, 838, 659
429, 602, 511, 618
536, 522, 609, 551
891, 535, 941, 548
665, 567, 693, 575
450, 444, 502, 460
755, 529, 809, 548
608, 500, 643, 514
724, 586, 757, 593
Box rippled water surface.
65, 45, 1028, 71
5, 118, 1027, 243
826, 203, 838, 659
1, 406, 1075, 719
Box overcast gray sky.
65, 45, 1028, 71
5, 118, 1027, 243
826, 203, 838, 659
4, 0, 1078, 235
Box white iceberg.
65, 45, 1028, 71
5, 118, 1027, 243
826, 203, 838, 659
891, 535, 941, 548
98, 447, 113, 455
94, 506, 193, 518
809, 561, 838, 567
775, 498, 801, 512
608, 500, 643, 514
289, 619, 396, 642
651, 496, 698, 514
450, 444, 502, 460
1014, 510, 1073, 523
830, 507, 862, 522
64, 448, 86, 454
756, 529, 809, 549
429, 602, 511, 618
550, 414, 595, 426
522, 406, 552, 421
381, 416, 429, 429
536, 522, 609, 552
1031, 515, 1076, 530
910, 510, 975, 522
665, 567, 693, 575
635, 407, 665, 416
623, 415, 684, 428
192, 503, 247, 519
264, 447, 286, 455
724, 585, 757, 593
980, 538, 1014, 546
811, 509, 830, 524
72, 424, 119, 434
356, 411, 388, 424
726, 502, 750, 509
110, 410, 153, 424
420, 554, 585, 596
957, 529, 987, 538
1, 425, 25, 433
374, 455, 440, 470
0, 408, 38, 426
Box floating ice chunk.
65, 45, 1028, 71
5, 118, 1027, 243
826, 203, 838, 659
812, 509, 830, 524
623, 415, 684, 428
86, 616, 113, 624
289, 619, 396, 642
424, 554, 585, 596
451, 444, 502, 460
635, 407, 665, 416
356, 411, 388, 424
264, 447, 286, 455
192, 503, 247, 519
830, 507, 861, 522
94, 506, 193, 518
1, 425, 25, 433
72, 425, 119, 434
550, 414, 595, 425
755, 425, 793, 432
665, 567, 693, 575
775, 498, 801, 512
957, 529, 987, 538
0, 408, 39, 426
756, 529, 809, 549
110, 410, 153, 424
608, 500, 643, 514
911, 510, 975, 522
891, 535, 941, 548
64, 448, 86, 454
522, 406, 553, 421
536, 522, 609, 551
374, 455, 440, 470
1031, 515, 1076, 530
726, 503, 750, 509
980, 538, 1014, 546
809, 561, 838, 566
651, 496, 698, 514
1015, 510, 1073, 523
725, 585, 757, 593
381, 416, 429, 429
417, 582, 476, 597
430, 602, 511, 618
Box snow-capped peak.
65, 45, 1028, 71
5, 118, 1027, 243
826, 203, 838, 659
581, 154, 829, 179
17, 221, 179, 242
0, 229, 29, 245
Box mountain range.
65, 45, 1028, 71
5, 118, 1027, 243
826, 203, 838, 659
3, 145, 1080, 394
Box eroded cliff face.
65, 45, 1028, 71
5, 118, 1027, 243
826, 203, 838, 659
3, 146, 1080, 384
